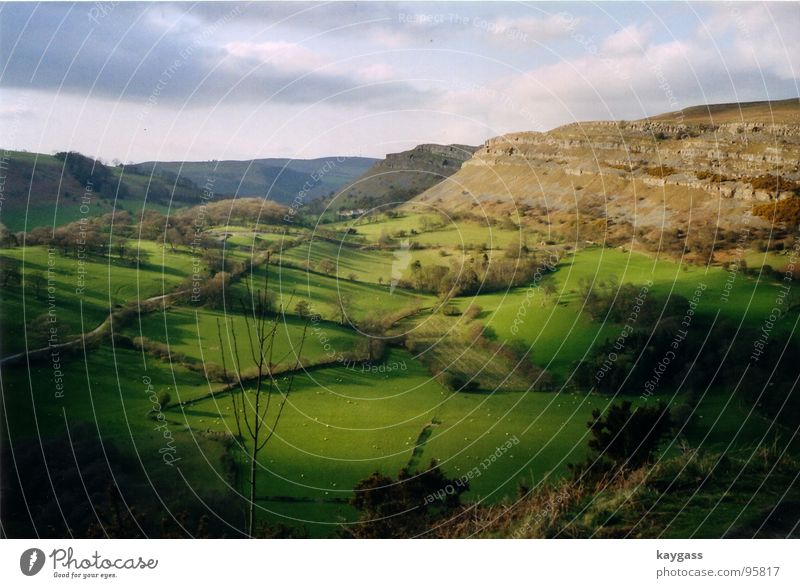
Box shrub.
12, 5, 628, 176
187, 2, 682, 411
463, 305, 482, 320
752, 197, 800, 226
643, 165, 676, 178
157, 391, 171, 408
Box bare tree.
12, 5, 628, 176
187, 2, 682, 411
217, 253, 308, 536
336, 292, 352, 326
541, 281, 557, 306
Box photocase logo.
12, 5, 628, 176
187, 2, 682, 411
390, 239, 412, 294
20, 548, 45, 576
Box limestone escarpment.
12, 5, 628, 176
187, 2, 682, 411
410, 99, 800, 242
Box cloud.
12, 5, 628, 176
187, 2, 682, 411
602, 23, 653, 55
489, 13, 577, 44
441, 11, 799, 136
224, 40, 397, 83
0, 3, 432, 110
1, 1, 797, 162
224, 41, 330, 74
708, 2, 799, 82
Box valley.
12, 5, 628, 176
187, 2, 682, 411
2, 98, 799, 538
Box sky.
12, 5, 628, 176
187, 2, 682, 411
1, 1, 798, 163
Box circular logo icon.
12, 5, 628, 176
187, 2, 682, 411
20, 548, 46, 576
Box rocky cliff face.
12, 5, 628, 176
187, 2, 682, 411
329, 143, 478, 212
410, 99, 800, 251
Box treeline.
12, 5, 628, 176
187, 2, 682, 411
16, 198, 286, 260
53, 151, 206, 205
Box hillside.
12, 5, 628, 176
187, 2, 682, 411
0, 150, 214, 232
409, 99, 800, 255
129, 156, 376, 204
323, 143, 478, 216
433, 448, 800, 539
650, 97, 800, 124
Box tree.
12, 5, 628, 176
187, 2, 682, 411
318, 258, 336, 275
0, 223, 18, 247
294, 299, 311, 319
135, 249, 151, 267
200, 271, 231, 309
218, 254, 308, 536
0, 257, 22, 286
577, 401, 673, 475
541, 280, 557, 306
27, 271, 46, 300
348, 461, 468, 538
164, 227, 183, 251
336, 293, 351, 326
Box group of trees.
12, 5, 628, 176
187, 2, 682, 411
579, 277, 689, 323
54, 151, 114, 193
396, 248, 561, 299
347, 461, 468, 538
569, 401, 674, 480
22, 210, 163, 266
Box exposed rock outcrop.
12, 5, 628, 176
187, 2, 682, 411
329, 143, 478, 212
410, 99, 800, 238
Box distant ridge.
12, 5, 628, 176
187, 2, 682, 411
647, 97, 800, 124
128, 156, 377, 205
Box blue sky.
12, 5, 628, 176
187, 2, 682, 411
1, 1, 798, 162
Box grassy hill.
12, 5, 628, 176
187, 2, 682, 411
0, 150, 206, 231
649, 97, 800, 124
3, 100, 800, 537
0, 151, 376, 232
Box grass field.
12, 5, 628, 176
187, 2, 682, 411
280, 239, 449, 284
3, 220, 797, 537
463, 247, 799, 378
1, 242, 202, 354
0, 346, 233, 515
233, 262, 436, 324
165, 348, 649, 529
123, 306, 367, 381
326, 212, 524, 250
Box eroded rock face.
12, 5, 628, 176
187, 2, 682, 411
411, 100, 800, 233
332, 143, 478, 210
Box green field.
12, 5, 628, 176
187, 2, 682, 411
326, 212, 524, 250
234, 262, 436, 324
1, 242, 202, 354
123, 306, 367, 381
280, 239, 450, 284
165, 348, 651, 528
464, 247, 798, 378
3, 218, 797, 537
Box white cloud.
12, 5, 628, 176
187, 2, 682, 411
223, 41, 399, 86
438, 11, 798, 138
224, 41, 331, 73
490, 13, 576, 43
602, 23, 653, 55
357, 63, 396, 82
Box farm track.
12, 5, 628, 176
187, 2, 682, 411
0, 248, 277, 366
0, 288, 188, 366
